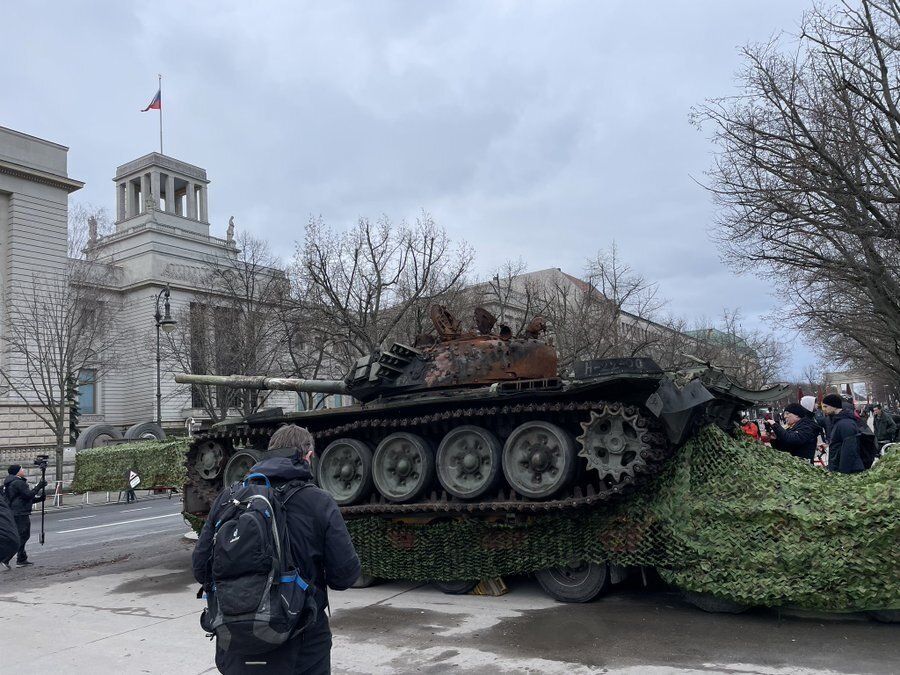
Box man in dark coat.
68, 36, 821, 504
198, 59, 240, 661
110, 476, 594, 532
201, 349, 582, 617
0, 487, 20, 569
193, 425, 360, 674
822, 394, 864, 474
767, 403, 818, 463
872, 404, 897, 448
2, 465, 46, 567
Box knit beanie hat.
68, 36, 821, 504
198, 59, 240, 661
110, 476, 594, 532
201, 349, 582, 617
822, 393, 844, 408
800, 395, 816, 413
784, 402, 810, 418
8, 464, 21, 475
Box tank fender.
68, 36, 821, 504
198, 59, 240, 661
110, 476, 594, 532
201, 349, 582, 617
645, 378, 714, 444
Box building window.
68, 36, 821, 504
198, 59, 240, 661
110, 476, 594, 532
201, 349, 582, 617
78, 369, 97, 415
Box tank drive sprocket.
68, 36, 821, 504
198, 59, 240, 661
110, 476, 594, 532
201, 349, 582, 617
576, 404, 652, 486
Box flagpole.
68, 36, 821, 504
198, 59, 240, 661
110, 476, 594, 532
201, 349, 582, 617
158, 74, 164, 155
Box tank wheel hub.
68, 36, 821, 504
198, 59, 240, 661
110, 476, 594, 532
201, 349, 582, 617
196, 441, 225, 480
394, 457, 413, 478
529, 449, 552, 473
461, 453, 479, 472
577, 406, 651, 484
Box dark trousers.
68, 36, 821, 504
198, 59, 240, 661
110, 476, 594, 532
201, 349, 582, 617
13, 515, 30, 563
215, 612, 332, 674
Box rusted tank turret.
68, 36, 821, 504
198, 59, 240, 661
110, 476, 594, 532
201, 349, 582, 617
178, 305, 786, 600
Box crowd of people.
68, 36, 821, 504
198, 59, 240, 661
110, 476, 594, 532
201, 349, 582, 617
739, 394, 895, 473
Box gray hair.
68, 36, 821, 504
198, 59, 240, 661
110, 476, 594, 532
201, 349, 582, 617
268, 424, 315, 453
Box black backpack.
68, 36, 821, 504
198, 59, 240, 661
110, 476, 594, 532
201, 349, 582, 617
199, 473, 318, 655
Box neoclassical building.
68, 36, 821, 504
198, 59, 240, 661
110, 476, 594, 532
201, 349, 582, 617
0, 126, 83, 448
1, 126, 292, 450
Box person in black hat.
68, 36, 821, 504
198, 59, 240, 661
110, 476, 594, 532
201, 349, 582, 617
871, 403, 897, 448
2, 465, 47, 568
766, 403, 819, 463
821, 394, 864, 473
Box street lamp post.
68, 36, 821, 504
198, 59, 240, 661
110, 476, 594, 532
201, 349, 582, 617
154, 285, 177, 425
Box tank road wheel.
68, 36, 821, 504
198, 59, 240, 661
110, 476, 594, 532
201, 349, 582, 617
535, 561, 611, 603
373, 432, 435, 503
502, 421, 577, 499
436, 425, 503, 499
222, 449, 262, 486
577, 406, 652, 486
317, 439, 374, 506
75, 424, 124, 450
432, 580, 479, 595
124, 422, 166, 441
195, 440, 225, 480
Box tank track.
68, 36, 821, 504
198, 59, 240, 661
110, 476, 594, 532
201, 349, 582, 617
188, 400, 671, 519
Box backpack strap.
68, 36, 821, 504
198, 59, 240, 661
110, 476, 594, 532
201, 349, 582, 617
279, 480, 313, 507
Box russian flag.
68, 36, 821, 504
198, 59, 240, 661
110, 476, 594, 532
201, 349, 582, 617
141, 89, 161, 112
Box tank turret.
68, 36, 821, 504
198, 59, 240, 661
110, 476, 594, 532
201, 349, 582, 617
177, 305, 558, 404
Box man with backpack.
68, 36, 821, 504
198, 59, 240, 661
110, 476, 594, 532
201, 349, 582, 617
2, 464, 46, 568
821, 394, 865, 474
192, 424, 360, 674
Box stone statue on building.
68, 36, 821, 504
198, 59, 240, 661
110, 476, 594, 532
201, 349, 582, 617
226, 216, 235, 246
145, 192, 157, 213
88, 216, 98, 245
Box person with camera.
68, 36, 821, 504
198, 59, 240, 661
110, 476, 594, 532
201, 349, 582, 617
1, 465, 47, 568
765, 403, 819, 464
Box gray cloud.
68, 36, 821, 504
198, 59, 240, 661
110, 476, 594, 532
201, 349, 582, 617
4, 0, 815, 375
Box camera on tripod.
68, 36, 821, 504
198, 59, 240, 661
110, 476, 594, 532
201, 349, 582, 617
34, 455, 49, 471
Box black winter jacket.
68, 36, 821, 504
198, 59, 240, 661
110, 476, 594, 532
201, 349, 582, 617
769, 416, 818, 463
192, 455, 360, 613
873, 413, 897, 444
827, 409, 864, 474
0, 495, 19, 561
3, 474, 45, 517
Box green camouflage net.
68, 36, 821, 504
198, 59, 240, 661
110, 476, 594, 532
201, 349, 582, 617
71, 439, 189, 493
347, 426, 900, 612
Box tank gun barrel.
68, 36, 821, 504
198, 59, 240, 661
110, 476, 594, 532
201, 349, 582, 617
174, 373, 349, 395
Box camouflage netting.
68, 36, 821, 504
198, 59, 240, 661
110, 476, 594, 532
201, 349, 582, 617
71, 439, 189, 493
347, 426, 900, 612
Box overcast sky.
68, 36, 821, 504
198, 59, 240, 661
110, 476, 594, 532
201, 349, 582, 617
5, 0, 817, 376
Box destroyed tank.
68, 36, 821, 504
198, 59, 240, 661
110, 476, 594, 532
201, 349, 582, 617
178, 305, 786, 600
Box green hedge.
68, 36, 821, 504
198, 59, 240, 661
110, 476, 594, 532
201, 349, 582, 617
71, 439, 189, 492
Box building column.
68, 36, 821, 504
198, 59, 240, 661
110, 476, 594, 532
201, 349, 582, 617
140, 174, 150, 213
150, 171, 161, 211
129, 180, 141, 217
165, 174, 175, 213
186, 181, 196, 219
198, 185, 208, 222
117, 182, 126, 221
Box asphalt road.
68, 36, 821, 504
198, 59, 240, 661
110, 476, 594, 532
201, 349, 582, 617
3, 499, 897, 674
11, 494, 188, 573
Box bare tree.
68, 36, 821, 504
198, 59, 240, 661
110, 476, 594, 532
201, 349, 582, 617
168, 232, 294, 422
531, 245, 670, 373
294, 211, 473, 364
0, 208, 122, 477
693, 0, 900, 379
687, 310, 788, 388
